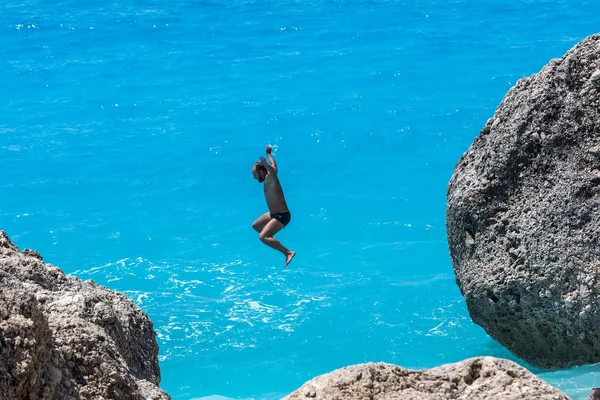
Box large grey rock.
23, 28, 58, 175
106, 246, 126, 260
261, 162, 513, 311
282, 357, 569, 400
446, 33, 600, 369
0, 231, 170, 400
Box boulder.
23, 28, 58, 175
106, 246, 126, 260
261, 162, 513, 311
446, 33, 600, 369
282, 356, 569, 400
0, 231, 170, 400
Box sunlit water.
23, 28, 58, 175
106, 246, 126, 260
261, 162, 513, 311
2, 0, 600, 398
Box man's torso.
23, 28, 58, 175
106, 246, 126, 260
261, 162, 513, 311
263, 176, 288, 213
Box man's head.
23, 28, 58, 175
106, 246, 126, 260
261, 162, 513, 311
252, 163, 267, 183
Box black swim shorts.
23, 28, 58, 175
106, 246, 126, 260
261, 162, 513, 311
270, 211, 291, 227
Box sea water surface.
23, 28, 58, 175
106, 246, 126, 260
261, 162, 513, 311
2, 0, 600, 399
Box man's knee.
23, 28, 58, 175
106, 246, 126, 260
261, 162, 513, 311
258, 233, 270, 242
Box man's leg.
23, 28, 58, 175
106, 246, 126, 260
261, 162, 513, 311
252, 212, 271, 233
258, 219, 296, 267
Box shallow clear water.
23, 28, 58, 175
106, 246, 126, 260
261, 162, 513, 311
2, 0, 600, 399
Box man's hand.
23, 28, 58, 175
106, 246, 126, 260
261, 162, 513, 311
258, 156, 268, 166
265, 145, 277, 173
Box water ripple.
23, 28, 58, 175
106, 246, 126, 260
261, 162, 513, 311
73, 257, 329, 361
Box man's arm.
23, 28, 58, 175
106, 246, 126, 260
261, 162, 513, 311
258, 157, 277, 178
266, 145, 277, 173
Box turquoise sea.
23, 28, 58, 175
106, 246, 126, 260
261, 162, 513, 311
2, 0, 600, 399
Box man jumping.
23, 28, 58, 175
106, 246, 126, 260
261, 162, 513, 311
251, 145, 296, 267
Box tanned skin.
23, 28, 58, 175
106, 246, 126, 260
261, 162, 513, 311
251, 146, 296, 267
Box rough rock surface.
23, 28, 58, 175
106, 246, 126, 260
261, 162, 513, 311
446, 33, 600, 369
0, 231, 170, 400
282, 356, 569, 400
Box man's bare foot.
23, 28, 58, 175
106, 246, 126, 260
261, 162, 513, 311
284, 251, 296, 267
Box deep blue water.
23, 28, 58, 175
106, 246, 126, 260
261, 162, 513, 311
2, 0, 600, 399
